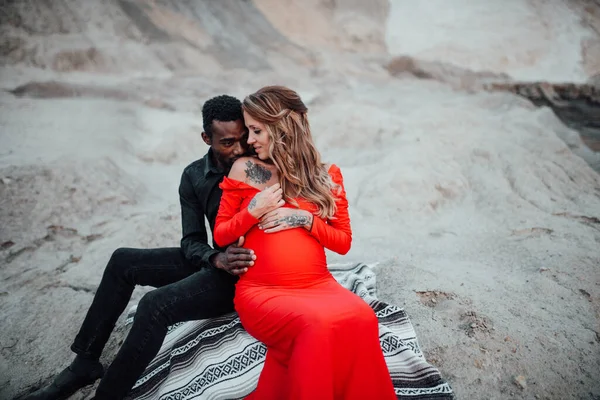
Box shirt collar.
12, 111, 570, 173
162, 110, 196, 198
203, 148, 226, 178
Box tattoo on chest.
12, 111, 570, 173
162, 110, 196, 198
281, 213, 309, 227
245, 161, 272, 184
248, 197, 257, 210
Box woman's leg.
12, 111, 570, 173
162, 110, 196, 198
236, 285, 336, 400
236, 281, 395, 400
246, 349, 289, 400
287, 318, 335, 400
328, 287, 396, 400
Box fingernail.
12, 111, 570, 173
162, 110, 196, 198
252, 255, 256, 260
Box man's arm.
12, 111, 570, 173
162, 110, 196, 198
179, 169, 219, 267
179, 168, 256, 274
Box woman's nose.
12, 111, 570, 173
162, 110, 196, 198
247, 134, 255, 144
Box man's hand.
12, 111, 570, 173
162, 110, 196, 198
259, 208, 313, 233
211, 236, 255, 275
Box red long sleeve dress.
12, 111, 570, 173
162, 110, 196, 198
214, 165, 396, 400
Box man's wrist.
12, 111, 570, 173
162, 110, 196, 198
209, 252, 223, 269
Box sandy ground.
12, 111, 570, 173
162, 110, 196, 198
1, 1, 600, 399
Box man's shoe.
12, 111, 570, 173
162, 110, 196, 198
23, 362, 104, 400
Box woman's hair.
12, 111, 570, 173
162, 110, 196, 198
242, 85, 339, 219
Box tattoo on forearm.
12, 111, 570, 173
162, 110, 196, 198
245, 160, 272, 184
281, 213, 309, 227
248, 198, 257, 210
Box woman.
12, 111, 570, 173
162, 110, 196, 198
214, 86, 396, 400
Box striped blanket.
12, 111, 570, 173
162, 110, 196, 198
125, 263, 454, 400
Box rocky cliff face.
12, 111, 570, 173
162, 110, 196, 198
0, 0, 389, 74
488, 81, 600, 154
0, 0, 306, 73
3, 0, 598, 153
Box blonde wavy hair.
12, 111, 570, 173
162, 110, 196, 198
243, 85, 339, 219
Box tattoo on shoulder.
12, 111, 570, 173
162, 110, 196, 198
245, 160, 272, 184
248, 197, 257, 210
282, 213, 309, 227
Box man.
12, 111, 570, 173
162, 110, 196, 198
26, 95, 255, 400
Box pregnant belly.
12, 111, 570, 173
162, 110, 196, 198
240, 227, 329, 286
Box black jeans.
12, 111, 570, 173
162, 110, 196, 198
70, 247, 237, 400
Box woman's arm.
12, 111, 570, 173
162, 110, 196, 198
213, 187, 258, 248
213, 158, 284, 247
308, 167, 352, 254
258, 165, 352, 254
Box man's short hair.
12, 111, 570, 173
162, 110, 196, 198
202, 95, 243, 137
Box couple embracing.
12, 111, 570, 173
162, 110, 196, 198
26, 86, 396, 400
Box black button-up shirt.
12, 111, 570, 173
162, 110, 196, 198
178, 149, 227, 267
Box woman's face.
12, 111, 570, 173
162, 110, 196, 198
244, 111, 271, 160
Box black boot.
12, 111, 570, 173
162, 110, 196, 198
23, 356, 104, 400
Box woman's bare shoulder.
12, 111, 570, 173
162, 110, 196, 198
229, 156, 278, 187
228, 157, 253, 181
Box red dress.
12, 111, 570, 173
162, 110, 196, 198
214, 165, 396, 400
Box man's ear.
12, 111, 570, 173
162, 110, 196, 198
201, 132, 211, 146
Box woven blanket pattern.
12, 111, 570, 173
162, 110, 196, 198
125, 263, 454, 400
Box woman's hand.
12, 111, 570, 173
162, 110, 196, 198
248, 183, 285, 219
259, 208, 313, 233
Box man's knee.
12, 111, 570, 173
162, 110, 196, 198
104, 247, 136, 280
109, 247, 135, 264
135, 289, 169, 322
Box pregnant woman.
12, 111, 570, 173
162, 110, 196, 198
214, 86, 396, 400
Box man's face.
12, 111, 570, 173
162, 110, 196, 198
202, 119, 249, 170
